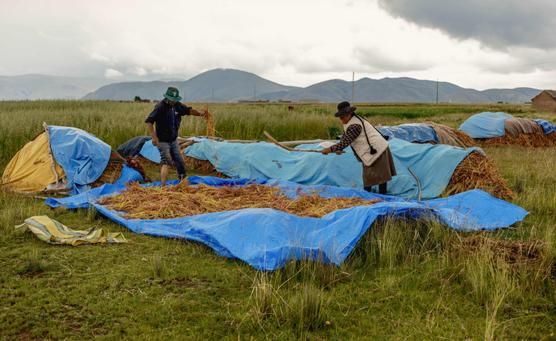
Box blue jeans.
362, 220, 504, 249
157, 140, 186, 179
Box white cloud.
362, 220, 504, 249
0, 0, 555, 89
104, 68, 123, 79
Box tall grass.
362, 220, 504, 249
0, 100, 539, 166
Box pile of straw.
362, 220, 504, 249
98, 181, 381, 219
92, 152, 125, 188
183, 156, 223, 176
429, 123, 475, 148
444, 151, 514, 200
92, 152, 150, 188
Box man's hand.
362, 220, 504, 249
152, 136, 159, 147
321, 147, 332, 155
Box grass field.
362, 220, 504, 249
1, 101, 555, 339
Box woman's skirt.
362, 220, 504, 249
362, 147, 397, 187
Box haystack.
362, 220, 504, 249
443, 151, 514, 200
180, 149, 514, 200
476, 118, 554, 147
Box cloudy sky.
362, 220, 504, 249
1, 0, 556, 89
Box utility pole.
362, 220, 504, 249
436, 78, 439, 104
351, 71, 355, 103
254, 84, 257, 100
211, 88, 214, 101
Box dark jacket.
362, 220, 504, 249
145, 100, 191, 142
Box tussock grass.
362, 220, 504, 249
0, 101, 555, 339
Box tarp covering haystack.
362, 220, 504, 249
459, 112, 556, 147
175, 138, 513, 200
377, 123, 475, 148
45, 176, 528, 271
1, 125, 143, 194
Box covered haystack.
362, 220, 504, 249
377, 123, 475, 147
444, 151, 514, 200
479, 117, 555, 147
459, 112, 555, 147
181, 150, 514, 200
2, 124, 143, 194
98, 181, 381, 219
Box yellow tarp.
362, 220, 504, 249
1, 132, 64, 192
16, 215, 128, 246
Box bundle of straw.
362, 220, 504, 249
98, 181, 381, 220
444, 151, 514, 200
204, 110, 215, 137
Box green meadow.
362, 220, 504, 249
0, 101, 555, 339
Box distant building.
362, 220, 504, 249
531, 90, 556, 111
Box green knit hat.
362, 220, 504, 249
163, 87, 182, 102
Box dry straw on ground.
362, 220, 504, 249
97, 181, 381, 219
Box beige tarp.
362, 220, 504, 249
16, 215, 127, 246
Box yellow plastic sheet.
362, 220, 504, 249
16, 216, 128, 246
1, 132, 64, 192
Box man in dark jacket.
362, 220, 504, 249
145, 87, 206, 186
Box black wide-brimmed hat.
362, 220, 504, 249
335, 101, 356, 117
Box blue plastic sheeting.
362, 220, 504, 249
377, 124, 438, 143
48, 126, 112, 193
45, 176, 528, 271
139, 140, 161, 163
184, 138, 478, 199
116, 165, 144, 185
533, 119, 556, 135
459, 112, 513, 138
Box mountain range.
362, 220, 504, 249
0, 74, 110, 100
0, 69, 542, 103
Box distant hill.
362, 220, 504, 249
83, 69, 299, 101
0, 75, 109, 100
0, 69, 542, 103
260, 77, 540, 103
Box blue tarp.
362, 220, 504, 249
377, 124, 438, 143
139, 140, 161, 163
45, 176, 528, 271
184, 138, 479, 199
116, 165, 144, 185
48, 126, 112, 193
458, 112, 512, 138
533, 119, 556, 135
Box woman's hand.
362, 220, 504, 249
321, 147, 332, 155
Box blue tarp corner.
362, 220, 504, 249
533, 119, 556, 135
